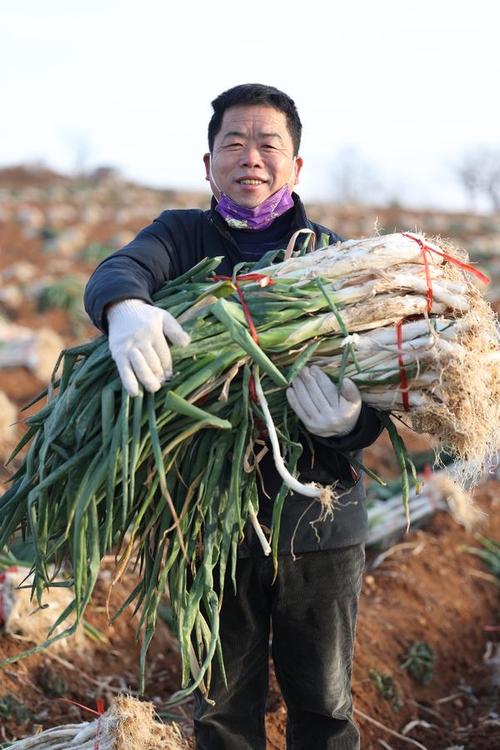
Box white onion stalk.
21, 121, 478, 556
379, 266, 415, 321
314, 320, 464, 378
329, 273, 468, 311
316, 341, 438, 375
271, 294, 448, 351
248, 509, 272, 556
258, 232, 446, 280
340, 318, 456, 350
253, 369, 334, 512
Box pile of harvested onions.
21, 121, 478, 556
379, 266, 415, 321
0, 322, 64, 382
0, 231, 498, 702
4, 695, 188, 750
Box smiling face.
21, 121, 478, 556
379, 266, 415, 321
203, 105, 303, 208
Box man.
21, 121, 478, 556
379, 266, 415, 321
84, 83, 383, 750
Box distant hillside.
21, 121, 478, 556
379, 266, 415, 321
1, 163, 499, 250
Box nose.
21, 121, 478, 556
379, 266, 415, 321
239, 143, 263, 168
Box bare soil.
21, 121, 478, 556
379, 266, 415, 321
1, 485, 498, 748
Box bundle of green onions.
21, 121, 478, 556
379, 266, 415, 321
0, 232, 498, 701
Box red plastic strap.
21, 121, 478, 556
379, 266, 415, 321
402, 232, 490, 285
59, 697, 105, 749
94, 717, 102, 749
421, 243, 433, 312
212, 273, 269, 344
212, 273, 274, 287
396, 320, 410, 412
94, 700, 105, 750
238, 273, 274, 286
59, 697, 105, 718
248, 374, 258, 403
236, 284, 259, 343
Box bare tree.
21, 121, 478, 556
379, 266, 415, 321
456, 148, 500, 213
456, 152, 483, 211
331, 146, 383, 206
484, 159, 500, 213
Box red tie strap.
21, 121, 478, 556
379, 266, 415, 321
94, 698, 106, 750
402, 231, 490, 307
235, 284, 259, 343
212, 273, 274, 287
59, 697, 106, 717
212, 273, 274, 345
59, 698, 106, 750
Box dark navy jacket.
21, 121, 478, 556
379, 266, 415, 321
84, 193, 383, 556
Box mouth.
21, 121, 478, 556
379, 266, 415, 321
237, 178, 267, 186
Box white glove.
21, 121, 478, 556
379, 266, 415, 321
107, 299, 190, 397
286, 365, 362, 438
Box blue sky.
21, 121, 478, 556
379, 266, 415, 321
2, 1, 499, 210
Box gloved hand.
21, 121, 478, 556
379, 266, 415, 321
107, 299, 190, 397
286, 365, 362, 438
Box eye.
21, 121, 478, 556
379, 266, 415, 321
224, 142, 243, 150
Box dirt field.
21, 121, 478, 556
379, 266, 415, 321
1, 167, 499, 748
1, 482, 498, 748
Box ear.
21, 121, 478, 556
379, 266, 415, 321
293, 156, 304, 186
203, 153, 211, 182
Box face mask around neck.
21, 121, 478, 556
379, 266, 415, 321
209, 156, 296, 230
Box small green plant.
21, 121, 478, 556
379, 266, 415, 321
38, 226, 60, 241
0, 694, 31, 724
37, 276, 85, 333
36, 665, 68, 697
369, 669, 403, 712
80, 243, 113, 263
400, 641, 435, 685
37, 276, 84, 315
462, 535, 500, 578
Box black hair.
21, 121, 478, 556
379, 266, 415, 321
208, 83, 302, 155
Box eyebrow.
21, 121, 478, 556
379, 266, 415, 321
222, 130, 283, 142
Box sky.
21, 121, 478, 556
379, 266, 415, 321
2, 0, 500, 211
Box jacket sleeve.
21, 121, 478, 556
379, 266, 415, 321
84, 220, 181, 332
311, 225, 343, 247
312, 403, 384, 452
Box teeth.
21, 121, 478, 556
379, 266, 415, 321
240, 180, 263, 185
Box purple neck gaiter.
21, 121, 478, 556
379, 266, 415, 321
215, 183, 294, 230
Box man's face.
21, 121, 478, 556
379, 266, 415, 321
203, 105, 303, 208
